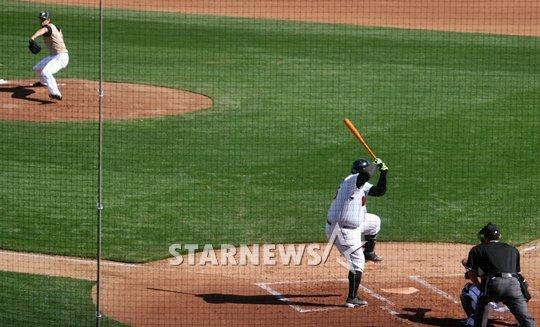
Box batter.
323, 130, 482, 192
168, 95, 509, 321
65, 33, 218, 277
30, 11, 69, 100
326, 158, 388, 307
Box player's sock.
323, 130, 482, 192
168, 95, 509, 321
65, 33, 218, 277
364, 234, 378, 254
348, 270, 362, 298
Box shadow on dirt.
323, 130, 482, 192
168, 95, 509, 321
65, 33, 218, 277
0, 84, 54, 104
148, 287, 342, 308
196, 293, 342, 307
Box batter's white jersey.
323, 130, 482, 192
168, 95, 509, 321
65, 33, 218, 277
327, 174, 372, 228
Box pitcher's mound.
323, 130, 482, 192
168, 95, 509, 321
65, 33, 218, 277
0, 79, 213, 122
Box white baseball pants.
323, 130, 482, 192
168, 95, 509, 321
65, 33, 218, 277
325, 223, 365, 272
33, 52, 69, 97
325, 213, 381, 272
362, 213, 381, 236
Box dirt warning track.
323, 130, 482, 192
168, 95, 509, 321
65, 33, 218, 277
24, 0, 540, 36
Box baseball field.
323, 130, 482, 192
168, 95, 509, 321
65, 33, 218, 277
0, 0, 539, 325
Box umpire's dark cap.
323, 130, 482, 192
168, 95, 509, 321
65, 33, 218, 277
479, 222, 501, 240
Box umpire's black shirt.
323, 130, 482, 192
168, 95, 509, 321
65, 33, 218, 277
465, 240, 520, 278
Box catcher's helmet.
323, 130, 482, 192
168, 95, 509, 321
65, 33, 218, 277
351, 159, 370, 174
39, 11, 50, 20
478, 222, 501, 241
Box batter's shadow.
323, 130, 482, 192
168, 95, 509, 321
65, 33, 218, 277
148, 287, 342, 308
0, 84, 54, 105
398, 308, 517, 327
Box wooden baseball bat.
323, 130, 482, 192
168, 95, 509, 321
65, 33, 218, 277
343, 118, 377, 160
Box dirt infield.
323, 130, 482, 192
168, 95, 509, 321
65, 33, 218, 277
1, 242, 538, 326
25, 0, 540, 36
0, 79, 212, 122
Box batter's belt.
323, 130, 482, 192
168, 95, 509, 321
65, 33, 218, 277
327, 220, 356, 229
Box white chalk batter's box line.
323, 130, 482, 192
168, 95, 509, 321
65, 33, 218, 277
410, 274, 537, 306
409, 275, 460, 304
255, 279, 417, 325
255, 279, 348, 313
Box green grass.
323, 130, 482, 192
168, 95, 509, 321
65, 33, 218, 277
0, 271, 123, 326
0, 1, 538, 262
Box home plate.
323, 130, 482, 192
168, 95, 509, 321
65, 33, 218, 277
380, 287, 418, 295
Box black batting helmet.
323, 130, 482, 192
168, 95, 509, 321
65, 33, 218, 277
351, 159, 370, 174
478, 222, 501, 241
39, 11, 50, 20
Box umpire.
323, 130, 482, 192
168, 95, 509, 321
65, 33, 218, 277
464, 222, 536, 327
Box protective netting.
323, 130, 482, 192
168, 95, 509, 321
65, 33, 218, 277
0, 0, 538, 326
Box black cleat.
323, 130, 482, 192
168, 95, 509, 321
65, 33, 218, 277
345, 297, 368, 308
49, 94, 62, 101
365, 252, 383, 262
32, 81, 46, 87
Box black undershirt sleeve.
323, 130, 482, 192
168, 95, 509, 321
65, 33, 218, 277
43, 25, 52, 37
368, 170, 387, 196
355, 172, 370, 188
465, 248, 476, 271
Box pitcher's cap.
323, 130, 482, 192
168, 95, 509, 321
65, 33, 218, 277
39, 11, 50, 20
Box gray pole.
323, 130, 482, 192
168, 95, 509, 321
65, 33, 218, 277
96, 0, 105, 326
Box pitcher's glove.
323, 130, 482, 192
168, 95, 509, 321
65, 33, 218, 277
29, 39, 41, 54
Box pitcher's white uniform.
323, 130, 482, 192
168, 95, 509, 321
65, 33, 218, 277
32, 20, 69, 99
325, 173, 381, 272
